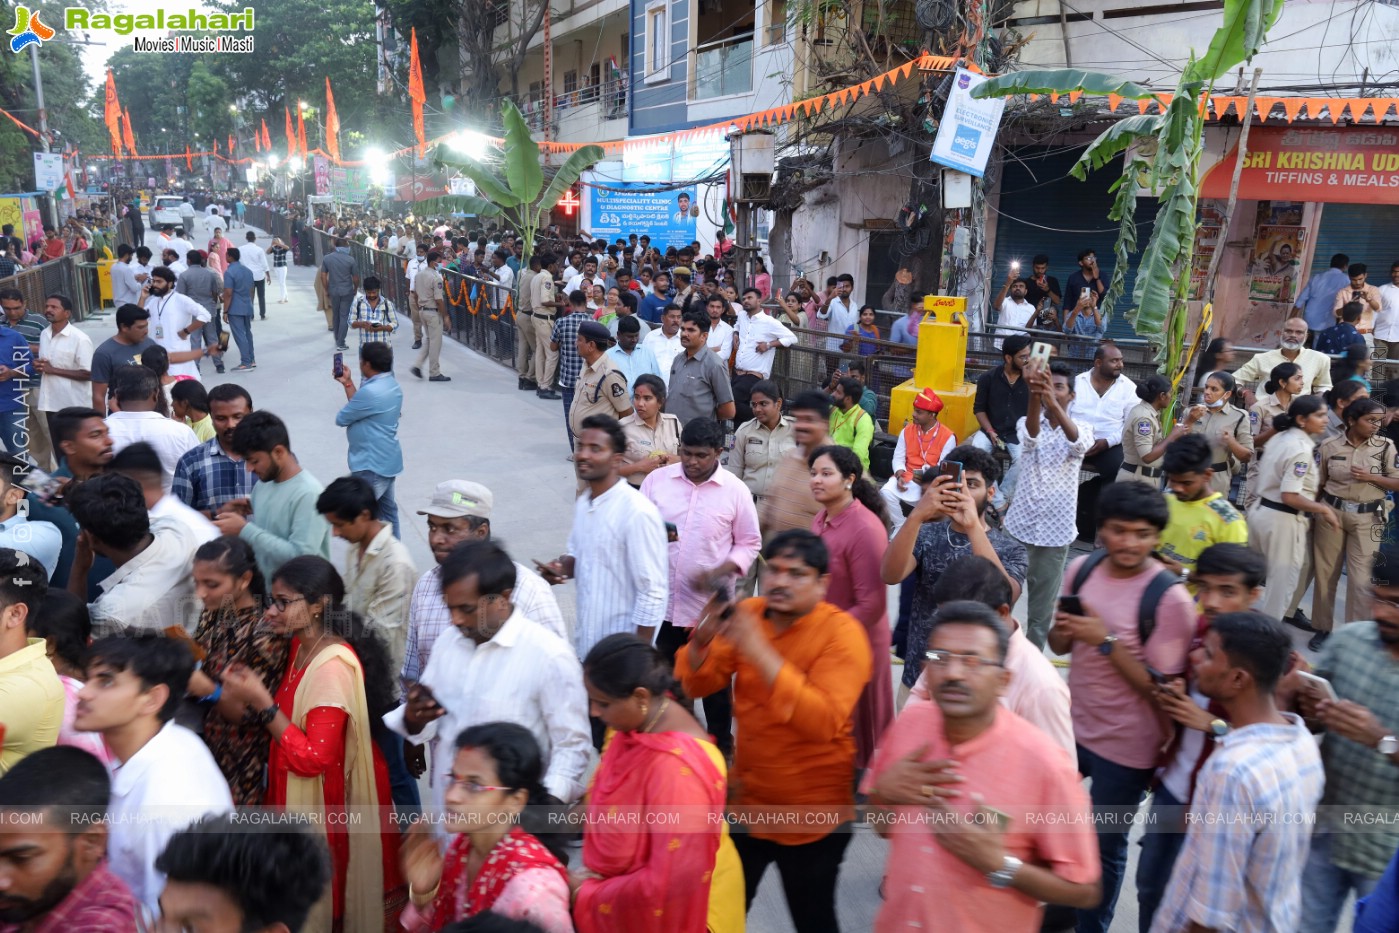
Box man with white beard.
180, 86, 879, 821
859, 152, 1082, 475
1229, 316, 1334, 397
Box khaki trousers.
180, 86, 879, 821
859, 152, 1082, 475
532, 315, 558, 388
1248, 505, 1310, 621
1312, 505, 1384, 632
314, 273, 332, 330
415, 305, 444, 377
409, 293, 422, 342
516, 311, 538, 379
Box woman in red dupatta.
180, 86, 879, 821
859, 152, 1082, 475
575, 634, 744, 933
399, 722, 572, 933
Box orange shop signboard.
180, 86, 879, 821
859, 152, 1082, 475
1201, 126, 1399, 204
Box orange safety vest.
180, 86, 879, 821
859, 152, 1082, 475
901, 421, 954, 479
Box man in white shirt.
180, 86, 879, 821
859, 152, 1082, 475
36, 294, 95, 441
110, 244, 144, 308
65, 473, 204, 635
104, 367, 201, 492
1374, 260, 1399, 363
642, 305, 685, 386
817, 273, 858, 353
482, 248, 515, 312
1228, 316, 1333, 397
110, 441, 219, 549
996, 277, 1036, 348
177, 198, 197, 237
385, 539, 591, 822
139, 268, 214, 381
238, 231, 269, 321
564, 257, 600, 298
204, 204, 225, 232
159, 248, 187, 279
733, 287, 797, 423
705, 295, 736, 360
1068, 340, 1138, 534
73, 634, 233, 917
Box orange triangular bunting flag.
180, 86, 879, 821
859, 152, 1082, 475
1107, 93, 1122, 112
1375, 100, 1399, 120
873, 74, 887, 92
1327, 103, 1344, 124
1156, 94, 1173, 109
1049, 92, 1060, 103
899, 62, 915, 79
1067, 90, 1082, 103
1138, 99, 1151, 114
1252, 97, 1279, 122
1281, 98, 1305, 122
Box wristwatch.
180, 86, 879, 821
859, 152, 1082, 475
1209, 719, 1230, 738
1098, 634, 1118, 656
1379, 735, 1398, 756
253, 702, 280, 727
987, 854, 1023, 889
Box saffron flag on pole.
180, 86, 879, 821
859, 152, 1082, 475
104, 70, 122, 156
228, 134, 235, 154
121, 108, 136, 157
261, 118, 271, 151
254, 127, 261, 152
325, 77, 341, 162
285, 106, 295, 158
185, 146, 192, 171
296, 106, 308, 158
409, 28, 426, 156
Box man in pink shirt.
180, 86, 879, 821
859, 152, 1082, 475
1049, 481, 1197, 933
642, 416, 761, 755
865, 600, 1101, 932
909, 554, 1073, 757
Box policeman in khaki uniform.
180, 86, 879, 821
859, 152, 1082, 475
1189, 371, 1253, 497
1311, 397, 1399, 649
1247, 399, 1338, 622
568, 321, 633, 444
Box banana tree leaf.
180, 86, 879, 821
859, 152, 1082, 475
1185, 0, 1285, 82
1128, 177, 1197, 361
431, 149, 523, 210
535, 145, 607, 227
501, 101, 545, 204
412, 195, 504, 218
972, 69, 1153, 100
1098, 154, 1149, 320
1071, 115, 1163, 180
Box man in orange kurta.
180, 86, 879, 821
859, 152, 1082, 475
675, 528, 872, 933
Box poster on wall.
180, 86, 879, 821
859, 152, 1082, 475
313, 156, 331, 197
1258, 200, 1304, 225
1248, 224, 1306, 303
584, 181, 697, 248
1189, 202, 1225, 301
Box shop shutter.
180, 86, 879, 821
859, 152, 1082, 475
1307, 203, 1399, 279
992, 147, 1160, 341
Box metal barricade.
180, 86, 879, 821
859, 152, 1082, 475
0, 250, 102, 322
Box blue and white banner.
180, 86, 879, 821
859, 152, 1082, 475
585, 181, 697, 248
930, 68, 1006, 178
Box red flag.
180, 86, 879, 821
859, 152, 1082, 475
324, 77, 341, 162
185, 146, 192, 171
409, 28, 426, 156
261, 118, 271, 152
104, 70, 123, 156
296, 105, 308, 157
285, 106, 295, 158
121, 107, 136, 156
213, 139, 220, 155
227, 134, 234, 154
253, 128, 261, 152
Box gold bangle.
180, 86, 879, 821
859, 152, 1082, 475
409, 881, 440, 907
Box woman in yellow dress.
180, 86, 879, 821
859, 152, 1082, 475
574, 634, 743, 933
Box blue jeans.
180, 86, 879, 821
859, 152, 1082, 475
561, 386, 575, 450
0, 409, 26, 457
1076, 744, 1155, 933
352, 469, 400, 539
1300, 832, 1380, 932
227, 314, 254, 366
190, 316, 224, 373
373, 730, 420, 816
1136, 784, 1187, 933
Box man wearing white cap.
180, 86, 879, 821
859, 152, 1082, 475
880, 387, 958, 533
400, 480, 567, 688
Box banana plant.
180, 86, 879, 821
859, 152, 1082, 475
419, 100, 605, 270
972, 0, 1284, 381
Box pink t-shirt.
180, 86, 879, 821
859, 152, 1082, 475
1063, 556, 1197, 769
863, 701, 1099, 933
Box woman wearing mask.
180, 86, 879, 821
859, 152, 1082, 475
1119, 374, 1199, 486
400, 722, 572, 932
1311, 397, 1399, 651
1247, 395, 1339, 622
187, 536, 289, 805
1243, 361, 1303, 509
574, 635, 742, 933
618, 374, 681, 488
808, 444, 893, 771
1188, 371, 1254, 498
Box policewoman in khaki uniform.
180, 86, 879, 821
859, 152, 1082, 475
1322, 379, 1370, 442
1189, 370, 1253, 497
1311, 397, 1399, 649
1118, 374, 1198, 486
1247, 395, 1339, 622
1243, 361, 1304, 509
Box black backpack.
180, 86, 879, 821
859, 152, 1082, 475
1068, 549, 1179, 645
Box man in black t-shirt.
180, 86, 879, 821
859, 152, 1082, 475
971, 334, 1032, 509
1023, 253, 1061, 312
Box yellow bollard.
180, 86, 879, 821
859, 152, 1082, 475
888, 294, 979, 441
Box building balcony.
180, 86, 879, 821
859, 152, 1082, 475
521, 78, 629, 140
692, 34, 754, 101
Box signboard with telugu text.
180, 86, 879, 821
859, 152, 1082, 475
1202, 127, 1399, 204
931, 68, 1006, 178
584, 181, 697, 249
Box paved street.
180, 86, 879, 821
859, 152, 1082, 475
83, 221, 1354, 932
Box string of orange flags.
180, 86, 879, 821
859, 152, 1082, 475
0, 106, 43, 139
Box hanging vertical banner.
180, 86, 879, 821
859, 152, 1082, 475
313, 155, 331, 195
930, 68, 1006, 178
32, 153, 62, 191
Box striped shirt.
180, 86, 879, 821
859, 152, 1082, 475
565, 478, 669, 656
551, 312, 588, 389
401, 562, 566, 687
1149, 714, 1325, 933
171, 437, 257, 515
350, 294, 398, 346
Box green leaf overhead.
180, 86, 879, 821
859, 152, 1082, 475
971, 69, 1154, 100
1185, 0, 1285, 82
433, 151, 523, 209
1072, 115, 1163, 180
413, 194, 504, 218
501, 101, 544, 204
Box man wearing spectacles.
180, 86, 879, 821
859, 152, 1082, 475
865, 600, 1101, 932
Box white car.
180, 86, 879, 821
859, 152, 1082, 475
149, 196, 185, 229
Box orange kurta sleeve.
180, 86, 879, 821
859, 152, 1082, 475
763, 608, 873, 743
675, 635, 738, 700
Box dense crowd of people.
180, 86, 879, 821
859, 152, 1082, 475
0, 194, 1397, 933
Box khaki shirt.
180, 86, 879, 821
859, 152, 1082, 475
413, 266, 444, 308
529, 271, 556, 320
1192, 403, 1253, 471
727, 415, 796, 499
1253, 427, 1318, 502
1318, 432, 1399, 503
569, 356, 631, 439
1122, 402, 1162, 470
620, 412, 681, 488
1249, 392, 1288, 440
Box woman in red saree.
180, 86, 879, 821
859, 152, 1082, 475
399, 722, 573, 932
575, 634, 743, 933
222, 556, 405, 933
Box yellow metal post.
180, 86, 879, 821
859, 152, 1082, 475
888, 294, 979, 441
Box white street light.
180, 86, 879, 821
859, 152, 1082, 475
363, 147, 389, 185
448, 130, 490, 161
289, 155, 304, 172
